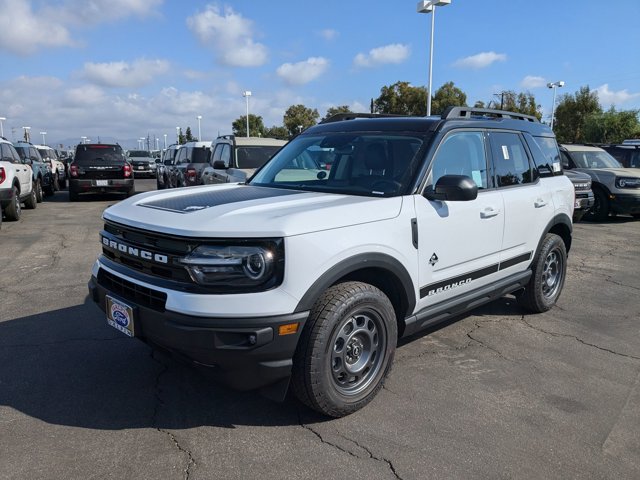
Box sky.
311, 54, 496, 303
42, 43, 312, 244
0, 0, 639, 149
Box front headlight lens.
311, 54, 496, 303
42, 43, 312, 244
180, 244, 281, 288
615, 177, 640, 189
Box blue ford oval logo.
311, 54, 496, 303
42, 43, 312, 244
111, 304, 129, 328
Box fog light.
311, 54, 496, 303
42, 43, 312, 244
278, 323, 299, 336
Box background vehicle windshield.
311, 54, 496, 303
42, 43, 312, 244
128, 150, 150, 157
236, 146, 281, 169
250, 132, 426, 196
569, 150, 622, 169
75, 145, 125, 164
188, 147, 211, 163
37, 149, 56, 160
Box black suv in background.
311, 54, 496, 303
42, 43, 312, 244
600, 144, 640, 169
68, 144, 134, 201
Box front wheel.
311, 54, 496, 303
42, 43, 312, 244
518, 233, 567, 313
292, 281, 397, 417
24, 185, 37, 209
5, 186, 21, 220
35, 179, 43, 202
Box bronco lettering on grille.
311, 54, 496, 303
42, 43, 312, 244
102, 236, 168, 264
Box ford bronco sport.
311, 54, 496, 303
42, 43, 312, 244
89, 108, 574, 417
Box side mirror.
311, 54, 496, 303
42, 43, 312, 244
424, 175, 478, 202
213, 160, 227, 169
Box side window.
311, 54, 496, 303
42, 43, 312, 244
30, 148, 40, 162
9, 145, 22, 164
220, 144, 231, 167
489, 132, 535, 187
175, 147, 186, 164
430, 131, 488, 189
0, 144, 12, 162
212, 144, 224, 163
524, 134, 560, 177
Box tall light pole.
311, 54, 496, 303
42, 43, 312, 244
0, 117, 5, 138
140, 137, 146, 150
417, 0, 451, 116
22, 126, 31, 142
81, 136, 87, 144
163, 134, 167, 149
196, 115, 202, 140
243, 91, 252, 138
176, 126, 180, 143
547, 81, 565, 130
40, 131, 47, 145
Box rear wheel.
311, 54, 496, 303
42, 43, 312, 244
24, 185, 37, 209
587, 188, 609, 221
292, 281, 397, 417
35, 178, 43, 202
5, 186, 21, 221
53, 173, 60, 191
518, 233, 567, 313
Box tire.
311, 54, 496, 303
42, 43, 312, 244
35, 178, 43, 203
24, 184, 37, 209
5, 185, 21, 221
53, 173, 60, 191
156, 179, 164, 190
587, 188, 609, 221
518, 233, 567, 313
68, 189, 79, 202
292, 281, 397, 417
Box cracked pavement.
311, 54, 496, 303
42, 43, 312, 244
1, 180, 639, 479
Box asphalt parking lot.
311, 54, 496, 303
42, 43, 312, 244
1, 179, 639, 480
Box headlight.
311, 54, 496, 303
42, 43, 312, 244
615, 177, 640, 189
179, 241, 284, 290
572, 181, 591, 191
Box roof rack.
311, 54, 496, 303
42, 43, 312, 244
217, 134, 235, 140
320, 112, 407, 124
442, 106, 539, 123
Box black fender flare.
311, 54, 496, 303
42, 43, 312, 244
293, 252, 416, 317
533, 213, 573, 263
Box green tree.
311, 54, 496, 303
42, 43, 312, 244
373, 81, 426, 115
263, 125, 289, 140
185, 126, 197, 142
554, 86, 602, 143
232, 114, 265, 137
488, 91, 542, 119
177, 128, 186, 145
583, 107, 640, 144
473, 100, 486, 108
283, 104, 319, 137
322, 105, 353, 122
431, 81, 467, 115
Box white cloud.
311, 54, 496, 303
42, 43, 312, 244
520, 75, 547, 89
277, 57, 329, 85
453, 51, 507, 69
595, 84, 640, 107
83, 59, 170, 88
64, 85, 107, 107
186, 5, 268, 67
0, 0, 74, 55
353, 44, 410, 68
0, 0, 162, 55
319, 29, 339, 41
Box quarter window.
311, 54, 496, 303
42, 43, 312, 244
489, 132, 535, 187
430, 131, 488, 189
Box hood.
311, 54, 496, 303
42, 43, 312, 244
574, 167, 640, 178
103, 183, 403, 238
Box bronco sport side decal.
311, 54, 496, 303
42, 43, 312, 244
420, 251, 532, 298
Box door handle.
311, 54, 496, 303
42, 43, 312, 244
534, 199, 547, 208
480, 206, 501, 218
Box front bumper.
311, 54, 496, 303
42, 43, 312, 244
70, 178, 134, 194
610, 192, 640, 215
88, 272, 308, 393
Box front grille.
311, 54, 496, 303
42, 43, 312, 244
98, 269, 167, 311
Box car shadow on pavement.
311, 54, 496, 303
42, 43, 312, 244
0, 297, 320, 431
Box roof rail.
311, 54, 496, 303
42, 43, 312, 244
217, 134, 235, 140
320, 112, 407, 124
442, 106, 539, 123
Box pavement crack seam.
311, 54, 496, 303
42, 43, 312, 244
337, 434, 403, 480
150, 349, 196, 480
465, 321, 507, 359
521, 317, 640, 361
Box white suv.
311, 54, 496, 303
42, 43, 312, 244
88, 108, 574, 417
36, 145, 66, 190
1, 137, 36, 221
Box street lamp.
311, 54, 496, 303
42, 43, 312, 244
417, 0, 452, 116
163, 134, 167, 149
196, 115, 202, 140
176, 126, 180, 143
0, 117, 5, 138
140, 137, 146, 150
40, 131, 47, 145
155, 137, 160, 150
81, 136, 87, 145
547, 81, 565, 130
243, 91, 252, 138
22, 126, 31, 142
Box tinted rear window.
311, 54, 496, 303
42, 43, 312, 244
188, 147, 211, 163
128, 150, 150, 157
75, 145, 125, 164
236, 146, 282, 169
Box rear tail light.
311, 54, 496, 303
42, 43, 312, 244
186, 168, 197, 181
70, 164, 79, 177
124, 164, 132, 178
0, 167, 5, 184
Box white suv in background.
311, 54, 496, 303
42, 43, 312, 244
1, 137, 36, 221
36, 145, 66, 190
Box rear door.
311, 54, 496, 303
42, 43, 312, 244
75, 145, 126, 180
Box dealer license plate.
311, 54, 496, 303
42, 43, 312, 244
106, 295, 135, 337
138, 166, 145, 170
96, 180, 108, 186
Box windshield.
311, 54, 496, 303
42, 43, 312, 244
250, 132, 427, 196
569, 149, 622, 169
37, 148, 55, 160
128, 150, 150, 157
236, 146, 282, 169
